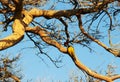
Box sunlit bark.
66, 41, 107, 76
67, 46, 120, 82
0, 19, 25, 50
25, 26, 67, 53
0, 0, 24, 50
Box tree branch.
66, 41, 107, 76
0, 0, 25, 50
67, 46, 120, 82
111, 75, 120, 80
21, 0, 114, 20
25, 26, 67, 53
0, 19, 25, 50
76, 15, 120, 57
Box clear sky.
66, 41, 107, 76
0, 0, 120, 82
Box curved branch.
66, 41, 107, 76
0, 19, 25, 50
25, 26, 67, 53
23, 0, 114, 19
28, 8, 97, 18
72, 56, 112, 82
67, 46, 120, 82
76, 15, 120, 57
21, 0, 115, 29
0, 0, 25, 50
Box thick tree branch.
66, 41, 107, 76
25, 26, 67, 53
21, 0, 115, 28
21, 0, 115, 25
0, 0, 25, 50
67, 46, 120, 82
0, 19, 25, 50
21, 0, 115, 20
72, 57, 112, 82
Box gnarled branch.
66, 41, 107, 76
0, 0, 25, 50
0, 19, 25, 50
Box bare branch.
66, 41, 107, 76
23, 0, 114, 19
67, 46, 120, 82
59, 18, 70, 46
0, 0, 25, 50
25, 26, 67, 53
0, 19, 25, 50
76, 15, 120, 57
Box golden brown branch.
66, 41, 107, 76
25, 26, 67, 53
22, 0, 114, 20
67, 46, 120, 82
0, 19, 25, 50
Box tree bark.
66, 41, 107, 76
0, 19, 25, 50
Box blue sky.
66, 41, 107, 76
0, 0, 120, 82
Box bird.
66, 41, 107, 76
67, 46, 76, 58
